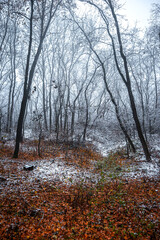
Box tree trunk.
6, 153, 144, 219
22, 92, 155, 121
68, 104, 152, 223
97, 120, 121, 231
13, 93, 28, 158
127, 85, 150, 159
107, 0, 151, 161
71, 107, 75, 139
13, 0, 61, 157
42, 53, 48, 131
13, 0, 34, 158
80, 0, 151, 160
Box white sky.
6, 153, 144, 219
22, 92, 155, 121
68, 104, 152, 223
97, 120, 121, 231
77, 0, 159, 29
124, 0, 159, 28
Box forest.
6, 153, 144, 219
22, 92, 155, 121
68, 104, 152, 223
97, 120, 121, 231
0, 0, 160, 239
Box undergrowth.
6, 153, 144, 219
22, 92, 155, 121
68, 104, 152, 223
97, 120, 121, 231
0, 141, 159, 239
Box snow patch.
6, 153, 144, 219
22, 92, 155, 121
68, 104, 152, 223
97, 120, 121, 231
30, 158, 100, 185
123, 158, 160, 179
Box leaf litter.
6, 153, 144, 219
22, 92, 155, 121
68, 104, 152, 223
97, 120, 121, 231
0, 137, 160, 239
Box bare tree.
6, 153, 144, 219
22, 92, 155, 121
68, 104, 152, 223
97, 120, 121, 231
70, 8, 136, 152
79, 0, 150, 160
6, 19, 17, 134
0, 0, 9, 54
13, 0, 62, 158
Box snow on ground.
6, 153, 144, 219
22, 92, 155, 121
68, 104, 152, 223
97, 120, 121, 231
93, 137, 160, 180
87, 127, 126, 156
0, 131, 160, 190
87, 128, 160, 180
123, 156, 160, 179
0, 157, 100, 196
31, 156, 100, 185
94, 141, 126, 157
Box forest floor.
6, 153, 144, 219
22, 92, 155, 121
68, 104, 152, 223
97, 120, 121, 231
0, 136, 160, 239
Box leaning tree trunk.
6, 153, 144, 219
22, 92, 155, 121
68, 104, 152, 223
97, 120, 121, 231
79, 0, 151, 161
107, 0, 151, 161
70, 9, 136, 153
101, 63, 136, 153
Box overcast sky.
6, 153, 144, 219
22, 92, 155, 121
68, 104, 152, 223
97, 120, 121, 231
77, 0, 159, 29
124, 0, 159, 28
